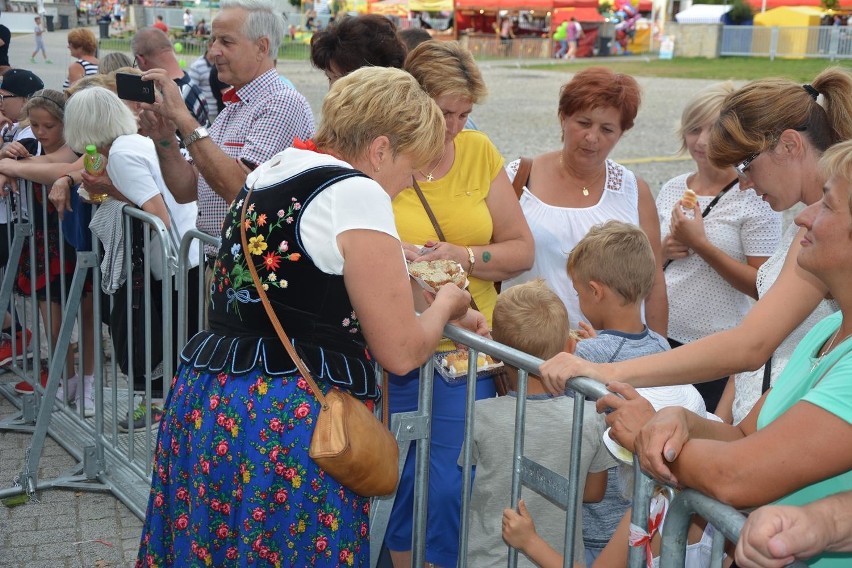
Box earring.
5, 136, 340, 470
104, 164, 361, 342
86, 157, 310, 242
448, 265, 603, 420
374, 166, 381, 173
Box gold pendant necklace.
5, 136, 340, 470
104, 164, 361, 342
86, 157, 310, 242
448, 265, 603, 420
419, 148, 447, 182
811, 327, 842, 372
559, 155, 601, 197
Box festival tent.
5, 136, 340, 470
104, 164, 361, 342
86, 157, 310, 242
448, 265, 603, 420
553, 0, 605, 23
368, 0, 410, 16
454, 0, 552, 11
674, 4, 731, 23
753, 5, 824, 25
747, 0, 852, 9
367, 0, 452, 15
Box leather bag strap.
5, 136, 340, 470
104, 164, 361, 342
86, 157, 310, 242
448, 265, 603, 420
410, 178, 480, 313
239, 184, 388, 421
412, 178, 447, 242
513, 156, 532, 199
240, 185, 328, 407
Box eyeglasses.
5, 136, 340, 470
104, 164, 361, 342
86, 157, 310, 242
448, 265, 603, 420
0, 94, 22, 104
132, 55, 139, 68
735, 151, 760, 178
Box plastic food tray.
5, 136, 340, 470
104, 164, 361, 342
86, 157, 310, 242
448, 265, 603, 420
433, 349, 504, 385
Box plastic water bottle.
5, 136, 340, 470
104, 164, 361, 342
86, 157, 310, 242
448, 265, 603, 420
83, 144, 108, 203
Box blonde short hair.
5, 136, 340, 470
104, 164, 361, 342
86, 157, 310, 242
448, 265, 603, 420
404, 41, 487, 104
676, 82, 735, 154
568, 221, 655, 305
64, 73, 116, 99
492, 279, 569, 361
98, 52, 134, 75
314, 67, 444, 170
818, 139, 852, 212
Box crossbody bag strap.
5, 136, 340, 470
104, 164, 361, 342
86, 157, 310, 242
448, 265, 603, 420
411, 178, 480, 313
240, 185, 389, 422
699, 177, 738, 220
761, 355, 773, 394
512, 156, 532, 199
240, 185, 328, 408
412, 178, 447, 242
663, 177, 738, 271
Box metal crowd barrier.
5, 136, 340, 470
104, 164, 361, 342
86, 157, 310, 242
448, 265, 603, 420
720, 25, 852, 61
0, 183, 818, 568
0, 184, 200, 518
371, 322, 651, 568
653, 478, 808, 568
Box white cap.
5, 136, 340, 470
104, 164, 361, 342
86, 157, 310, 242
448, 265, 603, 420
635, 384, 707, 417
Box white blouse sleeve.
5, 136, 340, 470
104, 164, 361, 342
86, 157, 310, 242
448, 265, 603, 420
299, 177, 400, 275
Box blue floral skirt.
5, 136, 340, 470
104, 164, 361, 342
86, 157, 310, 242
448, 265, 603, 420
136, 364, 369, 567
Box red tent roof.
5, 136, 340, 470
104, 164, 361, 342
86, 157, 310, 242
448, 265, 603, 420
454, 0, 650, 14
454, 0, 553, 9
553, 6, 605, 21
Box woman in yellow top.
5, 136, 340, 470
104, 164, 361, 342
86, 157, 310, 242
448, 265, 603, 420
384, 41, 534, 568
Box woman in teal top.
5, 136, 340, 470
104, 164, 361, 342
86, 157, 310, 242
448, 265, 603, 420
608, 139, 852, 568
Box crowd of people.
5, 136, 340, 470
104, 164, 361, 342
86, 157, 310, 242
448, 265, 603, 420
0, 5, 851, 567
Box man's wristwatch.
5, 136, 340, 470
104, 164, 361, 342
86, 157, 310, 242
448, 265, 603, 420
182, 126, 209, 148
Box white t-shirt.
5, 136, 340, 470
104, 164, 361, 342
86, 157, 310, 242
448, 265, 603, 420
1, 124, 36, 223
245, 148, 400, 276
657, 173, 781, 343
503, 158, 640, 326
107, 134, 199, 280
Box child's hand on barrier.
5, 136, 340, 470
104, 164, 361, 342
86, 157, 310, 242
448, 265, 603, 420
539, 352, 599, 396
502, 499, 536, 551
450, 308, 490, 339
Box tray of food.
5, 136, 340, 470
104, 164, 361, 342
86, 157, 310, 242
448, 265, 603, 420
434, 348, 504, 385
408, 259, 468, 293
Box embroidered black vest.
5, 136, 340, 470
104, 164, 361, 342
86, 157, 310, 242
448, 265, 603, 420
181, 165, 379, 400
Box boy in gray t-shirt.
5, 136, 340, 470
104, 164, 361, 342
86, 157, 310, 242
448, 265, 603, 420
464, 279, 615, 568
504, 221, 704, 567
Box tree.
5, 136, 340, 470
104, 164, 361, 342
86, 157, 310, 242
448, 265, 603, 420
821, 0, 839, 10
728, 0, 753, 24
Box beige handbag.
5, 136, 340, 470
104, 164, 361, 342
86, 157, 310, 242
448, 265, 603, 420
240, 185, 399, 497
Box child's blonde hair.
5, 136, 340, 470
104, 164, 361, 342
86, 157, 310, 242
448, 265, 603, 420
567, 220, 655, 305
492, 279, 569, 360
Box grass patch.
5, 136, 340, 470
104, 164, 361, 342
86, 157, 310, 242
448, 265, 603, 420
526, 56, 852, 82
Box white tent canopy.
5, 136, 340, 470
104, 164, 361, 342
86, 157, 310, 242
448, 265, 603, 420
675, 4, 732, 23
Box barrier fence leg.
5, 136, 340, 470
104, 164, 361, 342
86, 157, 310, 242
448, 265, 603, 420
411, 360, 435, 568
0, 253, 108, 501
508, 369, 530, 568
369, 360, 434, 568
628, 469, 657, 568
457, 347, 481, 568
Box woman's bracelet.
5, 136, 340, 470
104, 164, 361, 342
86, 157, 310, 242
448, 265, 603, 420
64, 174, 75, 187
465, 246, 476, 276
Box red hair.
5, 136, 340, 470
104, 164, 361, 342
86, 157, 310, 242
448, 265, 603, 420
558, 67, 641, 132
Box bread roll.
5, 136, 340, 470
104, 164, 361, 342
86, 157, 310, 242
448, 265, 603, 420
408, 259, 467, 291
681, 189, 698, 209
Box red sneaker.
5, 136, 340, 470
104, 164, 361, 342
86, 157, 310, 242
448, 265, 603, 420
14, 368, 49, 394
0, 329, 33, 367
